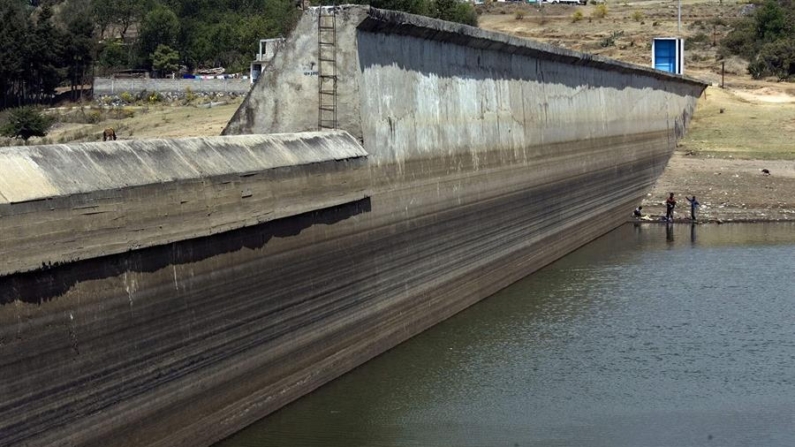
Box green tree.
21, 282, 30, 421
721, 0, 795, 79
754, 0, 788, 42
98, 39, 129, 71
91, 0, 150, 40
152, 44, 180, 77
28, 5, 63, 103
0, 0, 30, 108
138, 5, 180, 66
720, 18, 756, 59
263, 0, 302, 36
91, 0, 116, 39
748, 39, 795, 79
176, 20, 212, 70
1, 107, 55, 141
63, 15, 95, 100
435, 0, 478, 26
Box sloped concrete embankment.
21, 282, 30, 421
0, 132, 370, 447
1, 6, 706, 447
216, 5, 705, 444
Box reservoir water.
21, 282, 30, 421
217, 223, 795, 447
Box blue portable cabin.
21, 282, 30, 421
652, 38, 684, 75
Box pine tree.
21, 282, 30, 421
0, 1, 30, 108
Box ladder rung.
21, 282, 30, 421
319, 15, 337, 132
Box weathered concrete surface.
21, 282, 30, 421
0, 131, 368, 276
225, 6, 366, 139
1, 7, 707, 447
226, 6, 704, 147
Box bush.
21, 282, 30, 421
184, 86, 197, 103
86, 110, 102, 123
0, 107, 55, 141
515, 10, 525, 20
720, 17, 756, 59
748, 39, 795, 79
631, 10, 644, 22
435, 0, 478, 26
148, 92, 163, 103
592, 4, 608, 19
600, 30, 624, 47
119, 91, 135, 103
686, 32, 711, 50
572, 10, 584, 22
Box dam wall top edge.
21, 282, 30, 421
0, 131, 366, 205
360, 7, 707, 90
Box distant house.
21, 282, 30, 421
250, 38, 285, 84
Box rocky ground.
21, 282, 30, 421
642, 153, 795, 222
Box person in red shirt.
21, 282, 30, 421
665, 193, 677, 222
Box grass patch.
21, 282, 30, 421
682, 87, 795, 160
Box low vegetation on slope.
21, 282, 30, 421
721, 0, 795, 79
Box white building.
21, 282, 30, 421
250, 38, 285, 84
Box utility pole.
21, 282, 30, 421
677, 0, 681, 34
721, 61, 725, 89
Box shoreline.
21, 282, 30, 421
628, 217, 795, 225
641, 153, 795, 224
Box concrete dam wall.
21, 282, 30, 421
1, 7, 706, 447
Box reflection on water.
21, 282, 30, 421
217, 223, 795, 447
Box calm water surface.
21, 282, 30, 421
217, 223, 795, 447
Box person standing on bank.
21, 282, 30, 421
665, 193, 677, 222
687, 196, 700, 221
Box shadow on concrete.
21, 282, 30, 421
0, 197, 372, 306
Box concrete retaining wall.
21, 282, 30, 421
0, 132, 369, 277
1, 7, 707, 447
94, 77, 252, 96
225, 7, 704, 152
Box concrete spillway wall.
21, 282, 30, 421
0, 132, 368, 276
226, 7, 704, 156
1, 7, 706, 447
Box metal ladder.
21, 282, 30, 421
318, 7, 337, 130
